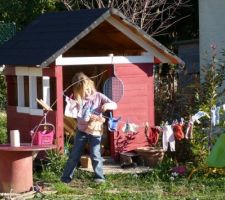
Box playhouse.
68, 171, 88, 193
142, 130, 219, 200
0, 8, 183, 157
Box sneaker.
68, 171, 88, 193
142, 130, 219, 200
60, 177, 71, 184
94, 178, 105, 184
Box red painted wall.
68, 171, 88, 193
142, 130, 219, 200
6, 106, 56, 143
5, 65, 64, 151
111, 63, 154, 156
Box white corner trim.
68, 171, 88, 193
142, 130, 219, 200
15, 67, 42, 76
55, 55, 153, 66
17, 106, 44, 116
106, 16, 170, 63
29, 76, 37, 109
42, 76, 50, 106
17, 76, 25, 107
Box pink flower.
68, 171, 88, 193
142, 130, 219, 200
171, 166, 187, 176
210, 44, 217, 50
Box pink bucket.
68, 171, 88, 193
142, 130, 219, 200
32, 129, 54, 145
31, 123, 55, 145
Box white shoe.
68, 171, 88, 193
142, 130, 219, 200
94, 179, 105, 184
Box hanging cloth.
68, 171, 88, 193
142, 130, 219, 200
162, 124, 175, 151
173, 123, 184, 140
108, 112, 121, 132
64, 96, 79, 118
122, 121, 139, 133
148, 127, 161, 145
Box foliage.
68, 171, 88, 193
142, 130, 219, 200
0, 22, 16, 45
0, 0, 65, 30
0, 71, 7, 111
0, 112, 7, 144
154, 63, 194, 123
39, 150, 68, 179
195, 46, 225, 112
189, 45, 225, 166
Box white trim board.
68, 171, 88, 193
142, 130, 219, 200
55, 55, 153, 66
16, 107, 44, 116
15, 67, 42, 76
17, 76, 25, 107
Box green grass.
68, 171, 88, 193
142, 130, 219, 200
33, 167, 225, 200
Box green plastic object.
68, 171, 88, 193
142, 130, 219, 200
207, 133, 225, 168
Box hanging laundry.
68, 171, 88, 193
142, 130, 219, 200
173, 123, 184, 141
162, 124, 175, 151
185, 116, 194, 139
223, 104, 225, 111
64, 96, 79, 118
211, 106, 216, 126
185, 111, 210, 139
192, 111, 210, 124
148, 126, 161, 145
215, 106, 220, 125
122, 121, 139, 133
211, 105, 221, 126
108, 112, 121, 132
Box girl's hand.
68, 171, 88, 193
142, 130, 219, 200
101, 102, 117, 112
101, 103, 110, 112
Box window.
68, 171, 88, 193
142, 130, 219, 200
15, 67, 51, 115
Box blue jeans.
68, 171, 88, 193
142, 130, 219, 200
61, 130, 104, 183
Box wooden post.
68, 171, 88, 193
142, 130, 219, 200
55, 65, 64, 152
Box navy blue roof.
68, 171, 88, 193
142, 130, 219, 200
0, 8, 109, 67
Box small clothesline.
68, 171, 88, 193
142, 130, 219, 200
33, 67, 225, 136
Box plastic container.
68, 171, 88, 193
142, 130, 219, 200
31, 124, 55, 145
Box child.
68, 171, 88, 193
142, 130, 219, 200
61, 72, 117, 184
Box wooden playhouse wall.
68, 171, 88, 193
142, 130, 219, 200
5, 65, 64, 151
111, 63, 154, 156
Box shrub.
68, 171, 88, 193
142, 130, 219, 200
0, 112, 7, 144
0, 71, 6, 111
42, 150, 68, 176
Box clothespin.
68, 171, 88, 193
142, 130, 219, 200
36, 98, 52, 111
180, 117, 184, 125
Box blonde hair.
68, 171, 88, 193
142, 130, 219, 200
72, 72, 96, 102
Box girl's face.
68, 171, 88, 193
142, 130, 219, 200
84, 82, 92, 97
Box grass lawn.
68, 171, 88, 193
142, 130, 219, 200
33, 165, 225, 200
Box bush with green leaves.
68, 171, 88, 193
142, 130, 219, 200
190, 45, 225, 166
0, 112, 7, 144
38, 150, 68, 181
0, 72, 6, 111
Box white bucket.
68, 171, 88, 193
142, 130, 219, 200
10, 130, 20, 147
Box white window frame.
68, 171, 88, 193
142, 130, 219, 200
15, 67, 50, 116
